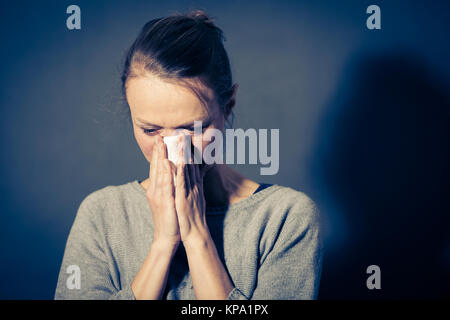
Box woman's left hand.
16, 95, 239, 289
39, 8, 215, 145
173, 137, 234, 299
174, 141, 209, 245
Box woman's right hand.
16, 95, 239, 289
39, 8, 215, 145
146, 135, 180, 249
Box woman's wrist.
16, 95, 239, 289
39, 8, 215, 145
132, 238, 179, 300
182, 227, 212, 251
151, 238, 180, 257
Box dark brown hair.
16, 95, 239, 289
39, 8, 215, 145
121, 9, 235, 127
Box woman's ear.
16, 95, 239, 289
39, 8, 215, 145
224, 83, 239, 117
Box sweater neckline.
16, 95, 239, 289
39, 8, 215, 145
129, 179, 280, 214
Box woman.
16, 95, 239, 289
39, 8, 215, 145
55, 10, 323, 300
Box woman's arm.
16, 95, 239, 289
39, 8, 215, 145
182, 194, 323, 300
56, 137, 180, 300
250, 198, 323, 300
54, 192, 136, 300
131, 136, 183, 299
54, 201, 178, 300
174, 159, 234, 299
177, 182, 323, 300
183, 229, 234, 299
131, 240, 178, 299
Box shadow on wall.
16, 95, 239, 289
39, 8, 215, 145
311, 51, 450, 299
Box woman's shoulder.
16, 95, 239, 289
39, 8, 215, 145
253, 183, 318, 210
228, 184, 321, 260
67, 180, 147, 238
75, 180, 143, 217
250, 183, 320, 228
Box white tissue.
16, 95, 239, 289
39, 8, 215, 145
163, 134, 192, 186
163, 134, 192, 165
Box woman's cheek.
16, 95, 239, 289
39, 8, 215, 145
136, 133, 155, 163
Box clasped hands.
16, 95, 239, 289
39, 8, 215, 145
146, 135, 209, 250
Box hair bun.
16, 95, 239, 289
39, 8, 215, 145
187, 10, 215, 27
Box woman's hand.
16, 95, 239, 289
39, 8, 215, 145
145, 135, 180, 249
172, 139, 234, 299
174, 138, 209, 246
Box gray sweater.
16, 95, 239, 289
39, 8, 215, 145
54, 180, 323, 300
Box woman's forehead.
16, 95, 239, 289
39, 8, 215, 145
127, 76, 219, 126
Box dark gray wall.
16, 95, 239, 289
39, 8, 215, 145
0, 0, 449, 298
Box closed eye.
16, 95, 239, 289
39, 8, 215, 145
141, 122, 211, 135
143, 128, 158, 135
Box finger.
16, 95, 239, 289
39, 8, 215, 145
169, 161, 177, 184
178, 138, 191, 192
157, 136, 165, 176
150, 137, 160, 190
163, 159, 174, 195
165, 158, 175, 188
176, 162, 188, 198
160, 135, 168, 160
155, 137, 165, 188
168, 161, 177, 175
189, 137, 195, 164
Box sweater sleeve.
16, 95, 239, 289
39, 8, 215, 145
54, 192, 136, 300
228, 194, 323, 300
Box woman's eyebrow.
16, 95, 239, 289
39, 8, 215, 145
134, 118, 159, 127
135, 116, 211, 128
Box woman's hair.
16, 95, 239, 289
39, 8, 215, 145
121, 9, 235, 127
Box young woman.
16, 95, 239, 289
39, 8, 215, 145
55, 10, 323, 300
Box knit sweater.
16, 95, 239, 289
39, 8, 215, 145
54, 180, 323, 300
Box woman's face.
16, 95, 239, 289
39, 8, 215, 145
126, 75, 226, 165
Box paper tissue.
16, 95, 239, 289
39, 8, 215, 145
163, 134, 193, 186
163, 134, 192, 166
